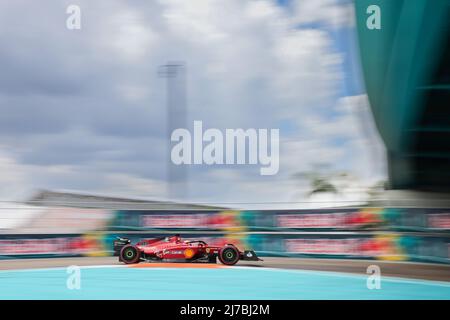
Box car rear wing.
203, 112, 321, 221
113, 237, 131, 256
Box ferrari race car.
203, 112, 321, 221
113, 234, 262, 266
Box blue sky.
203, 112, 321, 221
0, 0, 386, 207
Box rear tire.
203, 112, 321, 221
120, 245, 141, 264
218, 245, 239, 265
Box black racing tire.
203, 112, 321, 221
120, 245, 141, 264
218, 245, 240, 266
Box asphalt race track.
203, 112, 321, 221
0, 257, 449, 299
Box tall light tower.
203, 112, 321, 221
158, 62, 187, 201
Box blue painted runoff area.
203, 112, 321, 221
0, 266, 449, 300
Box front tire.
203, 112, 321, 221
120, 245, 141, 264
218, 245, 240, 265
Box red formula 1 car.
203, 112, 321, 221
113, 234, 262, 266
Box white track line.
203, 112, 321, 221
0, 264, 125, 273
1, 263, 449, 288
230, 266, 450, 287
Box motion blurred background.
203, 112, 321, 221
0, 0, 449, 268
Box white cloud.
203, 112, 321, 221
108, 11, 159, 62
291, 0, 355, 29
0, 150, 33, 199
100, 173, 168, 199
0, 0, 386, 207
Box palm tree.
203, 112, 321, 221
292, 171, 339, 197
